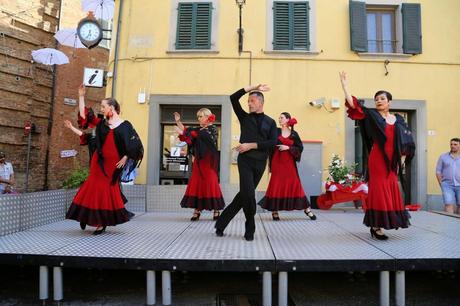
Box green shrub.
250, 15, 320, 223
62, 168, 89, 189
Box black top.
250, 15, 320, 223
353, 98, 415, 192
230, 88, 278, 160
183, 125, 220, 173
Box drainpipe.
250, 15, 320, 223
43, 0, 63, 190
111, 0, 124, 98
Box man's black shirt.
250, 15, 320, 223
230, 88, 277, 160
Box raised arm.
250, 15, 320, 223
339, 71, 354, 108
173, 112, 185, 132
78, 84, 86, 119
64, 120, 83, 137
230, 84, 270, 121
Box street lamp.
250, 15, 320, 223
235, 0, 246, 54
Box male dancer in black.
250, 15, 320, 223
215, 84, 277, 241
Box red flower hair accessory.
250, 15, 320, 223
287, 118, 297, 127
207, 114, 216, 123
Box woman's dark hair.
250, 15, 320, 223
281, 112, 294, 131
374, 90, 392, 101
103, 97, 120, 114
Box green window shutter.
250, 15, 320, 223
273, 2, 291, 50
176, 2, 212, 50
349, 0, 367, 52
293, 2, 310, 50
402, 3, 422, 54
273, 1, 310, 50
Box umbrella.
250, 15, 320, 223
81, 0, 115, 20
31, 48, 69, 65
54, 29, 85, 48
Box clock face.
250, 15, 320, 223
79, 22, 101, 41
77, 18, 103, 49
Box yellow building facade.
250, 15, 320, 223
106, 0, 460, 208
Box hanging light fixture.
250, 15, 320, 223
235, 0, 246, 54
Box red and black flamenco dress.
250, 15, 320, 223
259, 130, 310, 211
347, 96, 414, 229
66, 108, 143, 227
179, 126, 225, 211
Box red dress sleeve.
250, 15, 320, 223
345, 96, 366, 120
77, 107, 101, 129
178, 127, 198, 145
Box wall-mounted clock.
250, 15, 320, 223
77, 17, 103, 49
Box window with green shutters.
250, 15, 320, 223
349, 1, 422, 55
176, 2, 212, 50
273, 1, 310, 51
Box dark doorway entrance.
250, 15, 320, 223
159, 105, 222, 185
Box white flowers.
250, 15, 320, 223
326, 154, 362, 187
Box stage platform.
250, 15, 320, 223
1, 208, 459, 306
1, 185, 459, 305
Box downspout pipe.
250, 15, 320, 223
111, 0, 124, 98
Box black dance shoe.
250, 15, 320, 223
80, 222, 86, 230
215, 228, 224, 237
370, 228, 388, 240
190, 212, 201, 221
93, 226, 106, 235
304, 209, 317, 220
244, 234, 254, 241
213, 211, 220, 221
272, 212, 280, 221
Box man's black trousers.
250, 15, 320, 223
215, 154, 266, 238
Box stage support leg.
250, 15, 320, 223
146, 270, 156, 305
262, 271, 272, 306
278, 272, 288, 306
162, 270, 171, 305
53, 267, 63, 302
395, 271, 405, 306
379, 271, 390, 306
39, 266, 48, 304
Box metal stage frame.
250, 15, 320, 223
0, 185, 459, 306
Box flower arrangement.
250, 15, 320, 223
326, 154, 362, 187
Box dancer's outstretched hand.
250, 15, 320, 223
339, 71, 348, 88
116, 155, 128, 168
277, 145, 289, 151
64, 120, 73, 129
254, 84, 270, 92
78, 84, 86, 97
173, 112, 181, 122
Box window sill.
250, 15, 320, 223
264, 50, 321, 55
166, 50, 219, 54
357, 52, 412, 59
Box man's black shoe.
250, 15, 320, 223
215, 229, 224, 237
244, 234, 254, 241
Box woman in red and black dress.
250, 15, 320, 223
340, 72, 415, 240
174, 109, 225, 221
66, 85, 143, 235
258, 112, 316, 221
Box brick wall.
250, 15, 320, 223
0, 0, 110, 191
47, 46, 109, 190
0, 0, 60, 192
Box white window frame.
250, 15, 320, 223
168, 0, 219, 53
265, 0, 318, 54
98, 19, 112, 50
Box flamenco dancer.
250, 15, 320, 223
66, 85, 143, 235
339, 71, 415, 240
174, 109, 225, 221
258, 112, 316, 221
215, 84, 277, 241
